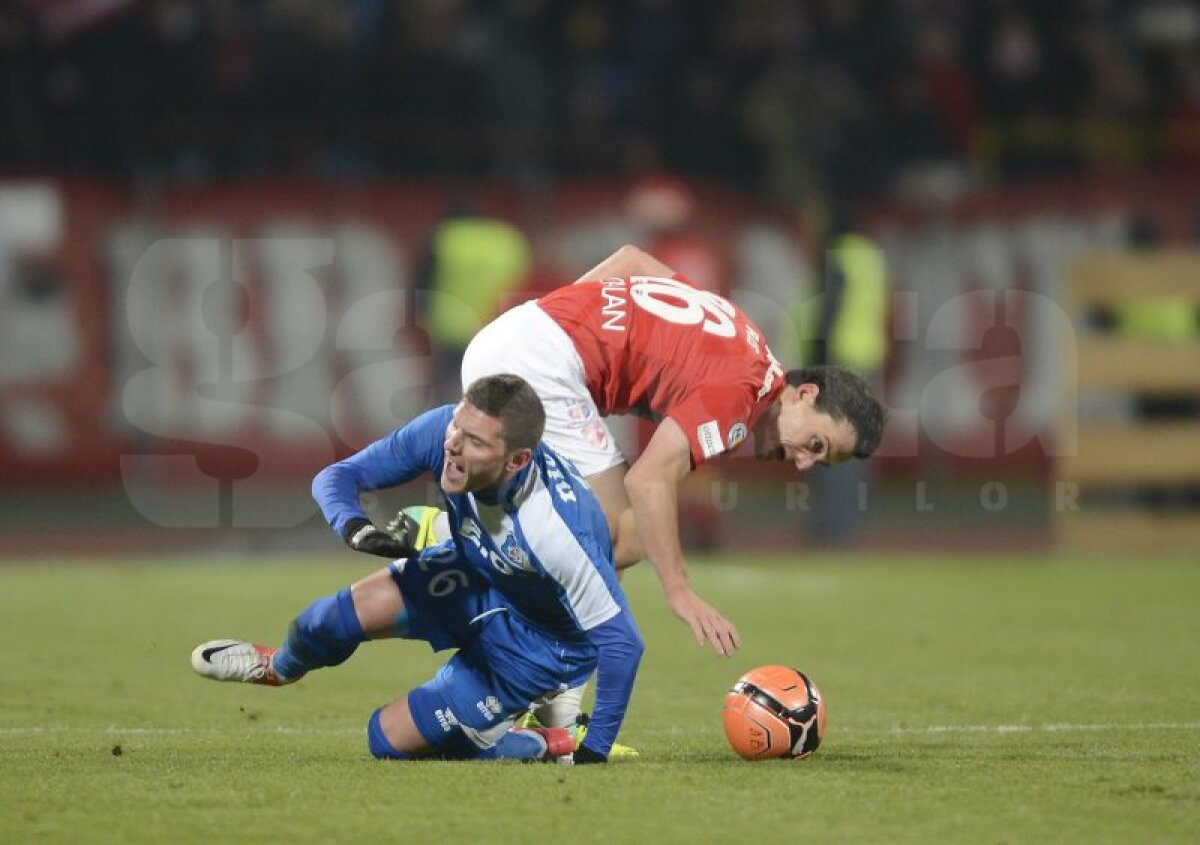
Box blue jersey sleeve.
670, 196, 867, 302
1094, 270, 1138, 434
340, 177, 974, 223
312, 405, 452, 538
579, 610, 644, 759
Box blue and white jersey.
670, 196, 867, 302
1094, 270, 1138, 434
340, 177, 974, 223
312, 405, 643, 757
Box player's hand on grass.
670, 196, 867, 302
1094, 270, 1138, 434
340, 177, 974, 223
667, 586, 741, 657
341, 515, 418, 559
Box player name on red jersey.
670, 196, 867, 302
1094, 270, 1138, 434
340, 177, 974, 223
539, 275, 785, 465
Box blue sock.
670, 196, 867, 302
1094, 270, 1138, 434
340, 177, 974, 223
273, 588, 366, 681
475, 729, 550, 761
367, 708, 411, 760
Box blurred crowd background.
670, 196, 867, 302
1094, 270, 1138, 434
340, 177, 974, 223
3, 0, 1199, 198
1, 0, 1198, 557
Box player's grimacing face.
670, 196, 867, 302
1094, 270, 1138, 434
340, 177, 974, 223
441, 401, 516, 494
758, 384, 858, 473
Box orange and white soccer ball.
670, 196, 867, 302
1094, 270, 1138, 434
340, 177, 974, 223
722, 665, 827, 760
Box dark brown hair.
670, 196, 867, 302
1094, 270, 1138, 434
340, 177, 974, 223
463, 374, 546, 452
785, 366, 886, 459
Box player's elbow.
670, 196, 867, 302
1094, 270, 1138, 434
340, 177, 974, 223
624, 449, 689, 497
623, 463, 672, 512
311, 461, 350, 505
312, 460, 336, 501
622, 461, 649, 499
311, 466, 331, 503
615, 243, 664, 273
615, 243, 646, 261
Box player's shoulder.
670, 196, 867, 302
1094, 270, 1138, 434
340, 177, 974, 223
532, 444, 581, 486
519, 448, 611, 563
526, 446, 594, 506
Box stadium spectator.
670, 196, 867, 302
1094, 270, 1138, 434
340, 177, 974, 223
414, 195, 533, 404
624, 176, 723, 293
794, 199, 890, 546
191, 374, 642, 764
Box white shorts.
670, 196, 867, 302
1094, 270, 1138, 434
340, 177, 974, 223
461, 301, 626, 477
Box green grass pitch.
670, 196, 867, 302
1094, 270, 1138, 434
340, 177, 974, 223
2, 553, 1197, 844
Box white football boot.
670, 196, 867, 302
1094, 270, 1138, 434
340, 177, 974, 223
190, 639, 291, 686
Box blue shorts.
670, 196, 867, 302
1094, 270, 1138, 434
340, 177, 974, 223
388, 545, 595, 756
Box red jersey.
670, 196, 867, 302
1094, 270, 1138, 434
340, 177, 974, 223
538, 275, 785, 466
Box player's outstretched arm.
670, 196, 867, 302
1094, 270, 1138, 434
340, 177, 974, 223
312, 407, 450, 558
574, 243, 676, 284
577, 610, 644, 763
624, 419, 741, 657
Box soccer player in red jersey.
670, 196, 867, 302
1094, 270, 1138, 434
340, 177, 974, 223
448, 244, 886, 662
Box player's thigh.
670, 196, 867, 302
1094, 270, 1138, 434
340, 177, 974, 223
347, 547, 484, 646
586, 462, 643, 569
387, 546, 494, 651
584, 462, 629, 534
405, 651, 525, 758
403, 604, 595, 758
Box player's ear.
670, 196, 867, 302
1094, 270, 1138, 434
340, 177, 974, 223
794, 382, 820, 404
505, 448, 533, 472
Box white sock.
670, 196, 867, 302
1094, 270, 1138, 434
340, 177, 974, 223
534, 683, 587, 728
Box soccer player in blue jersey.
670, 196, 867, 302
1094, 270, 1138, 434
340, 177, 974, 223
191, 374, 643, 764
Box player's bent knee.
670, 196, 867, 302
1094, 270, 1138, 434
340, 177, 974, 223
367, 707, 412, 760
406, 678, 546, 760
295, 590, 364, 658
613, 531, 644, 570
612, 506, 643, 569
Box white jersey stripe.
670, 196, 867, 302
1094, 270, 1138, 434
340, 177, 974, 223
521, 476, 621, 632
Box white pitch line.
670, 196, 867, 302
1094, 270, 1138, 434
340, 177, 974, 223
0, 726, 362, 736
1, 722, 1198, 737
886, 722, 1200, 735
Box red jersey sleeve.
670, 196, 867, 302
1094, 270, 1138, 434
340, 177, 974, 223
666, 384, 757, 467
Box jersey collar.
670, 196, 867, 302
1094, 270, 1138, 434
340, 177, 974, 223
475, 459, 537, 512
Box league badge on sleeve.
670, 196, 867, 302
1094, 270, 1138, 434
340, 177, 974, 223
727, 423, 747, 451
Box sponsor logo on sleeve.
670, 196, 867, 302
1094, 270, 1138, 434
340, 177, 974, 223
727, 422, 748, 450
697, 420, 723, 459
